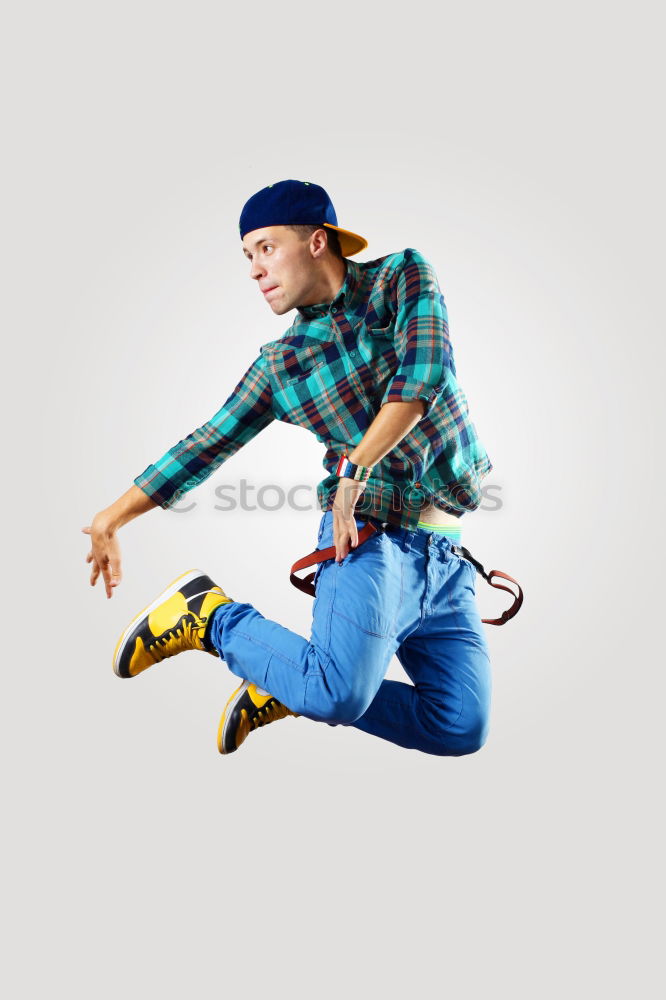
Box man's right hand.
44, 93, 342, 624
82, 514, 123, 599
81, 485, 158, 599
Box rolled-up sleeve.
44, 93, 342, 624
134, 354, 274, 509
380, 249, 453, 417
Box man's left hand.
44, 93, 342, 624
332, 477, 367, 563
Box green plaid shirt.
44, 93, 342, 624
134, 248, 493, 529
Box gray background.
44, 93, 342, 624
2, 1, 663, 997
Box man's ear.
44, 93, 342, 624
310, 228, 328, 258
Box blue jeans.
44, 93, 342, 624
207, 509, 492, 756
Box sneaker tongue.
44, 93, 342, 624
255, 686, 271, 697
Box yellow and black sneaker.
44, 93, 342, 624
217, 680, 299, 754
113, 569, 231, 678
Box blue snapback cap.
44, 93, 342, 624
239, 179, 368, 257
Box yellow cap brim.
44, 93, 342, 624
323, 223, 368, 257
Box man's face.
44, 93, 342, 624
241, 226, 320, 315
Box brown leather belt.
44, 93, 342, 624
290, 520, 523, 626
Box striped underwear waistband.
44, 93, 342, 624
416, 519, 463, 543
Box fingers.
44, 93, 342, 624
83, 519, 123, 599
85, 546, 114, 598
102, 554, 122, 599
101, 562, 115, 599
336, 528, 352, 562
85, 536, 102, 588
334, 503, 362, 559
333, 516, 354, 563
109, 557, 122, 590
336, 538, 354, 562
332, 507, 345, 563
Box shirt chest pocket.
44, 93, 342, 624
365, 321, 393, 340
358, 302, 395, 344
262, 339, 376, 440
261, 341, 337, 391
354, 320, 398, 387
283, 360, 325, 385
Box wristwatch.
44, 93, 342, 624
334, 454, 373, 483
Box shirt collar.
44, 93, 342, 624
296, 258, 362, 319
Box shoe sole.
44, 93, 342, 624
112, 568, 207, 678
217, 679, 251, 753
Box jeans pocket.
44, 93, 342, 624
332, 531, 399, 637
445, 555, 476, 615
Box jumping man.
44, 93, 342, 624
83, 179, 494, 756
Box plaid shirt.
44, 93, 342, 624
134, 248, 493, 529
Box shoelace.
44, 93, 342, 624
148, 613, 206, 662
147, 589, 229, 662
251, 700, 292, 729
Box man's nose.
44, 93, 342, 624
250, 258, 266, 280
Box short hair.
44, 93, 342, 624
287, 223, 344, 259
